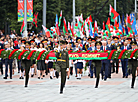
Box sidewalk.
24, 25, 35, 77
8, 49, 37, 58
0, 68, 138, 102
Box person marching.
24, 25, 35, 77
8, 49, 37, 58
111, 36, 121, 74
88, 38, 96, 78
74, 59, 85, 79
37, 42, 46, 79
19, 45, 25, 79
3, 42, 13, 79
92, 41, 102, 88
46, 59, 55, 79
21, 41, 32, 87
30, 39, 36, 77
128, 41, 138, 88
55, 40, 69, 94
121, 40, 130, 78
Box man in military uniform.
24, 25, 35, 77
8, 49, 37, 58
111, 36, 121, 74
21, 41, 32, 87
91, 41, 102, 88
128, 41, 138, 88
55, 40, 69, 94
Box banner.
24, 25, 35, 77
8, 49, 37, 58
18, 0, 24, 22
48, 52, 108, 60
27, 0, 33, 22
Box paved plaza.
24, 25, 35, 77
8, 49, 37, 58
0, 68, 138, 102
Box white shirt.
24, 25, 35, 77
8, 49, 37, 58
103, 46, 106, 50
124, 46, 127, 50
37, 48, 45, 51
10, 34, 15, 38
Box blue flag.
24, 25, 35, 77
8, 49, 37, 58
118, 15, 123, 31
89, 22, 93, 37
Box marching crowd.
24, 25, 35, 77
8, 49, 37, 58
0, 30, 138, 86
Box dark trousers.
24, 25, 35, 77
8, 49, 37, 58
121, 59, 128, 77
0, 62, 3, 75
101, 60, 109, 80
18, 61, 21, 72
128, 59, 137, 87
21, 60, 32, 86
93, 60, 101, 87
5, 59, 13, 78
89, 60, 96, 77
108, 60, 111, 77
112, 59, 119, 73
75, 63, 77, 75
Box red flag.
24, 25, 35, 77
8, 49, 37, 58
63, 18, 68, 33
103, 21, 105, 30
20, 20, 25, 34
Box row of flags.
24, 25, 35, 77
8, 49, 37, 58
20, 4, 138, 38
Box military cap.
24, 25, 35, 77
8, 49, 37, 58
95, 41, 102, 46
76, 37, 81, 43
91, 38, 96, 42
113, 36, 119, 40
88, 37, 92, 41
127, 37, 132, 42
30, 39, 35, 43
130, 41, 137, 46
41, 39, 48, 43
21, 39, 26, 43
25, 41, 30, 45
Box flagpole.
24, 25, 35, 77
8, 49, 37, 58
73, 0, 75, 31
24, 0, 27, 37
43, 0, 47, 35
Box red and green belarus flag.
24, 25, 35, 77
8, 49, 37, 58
32, 13, 38, 28
58, 10, 62, 27
20, 20, 25, 35
106, 17, 111, 37
63, 17, 68, 35
42, 25, 52, 38
109, 5, 119, 22
127, 15, 133, 35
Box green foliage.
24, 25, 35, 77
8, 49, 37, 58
0, 0, 134, 34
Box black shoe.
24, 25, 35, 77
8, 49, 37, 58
67, 77, 70, 79
95, 86, 98, 88
25, 85, 27, 87
60, 91, 63, 94
10, 77, 12, 79
116, 72, 118, 74
55, 71, 59, 79
126, 76, 128, 78
3, 77, 7, 79
38, 77, 40, 79
88, 74, 90, 76
131, 86, 134, 88
104, 78, 107, 81
19, 77, 22, 79
77, 78, 80, 79
123, 76, 125, 78
41, 78, 43, 79
43, 75, 45, 77
21, 77, 24, 79
31, 74, 34, 77
90, 76, 93, 78
50, 76, 53, 79
18, 71, 20, 73
108, 76, 111, 79
102, 76, 103, 80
